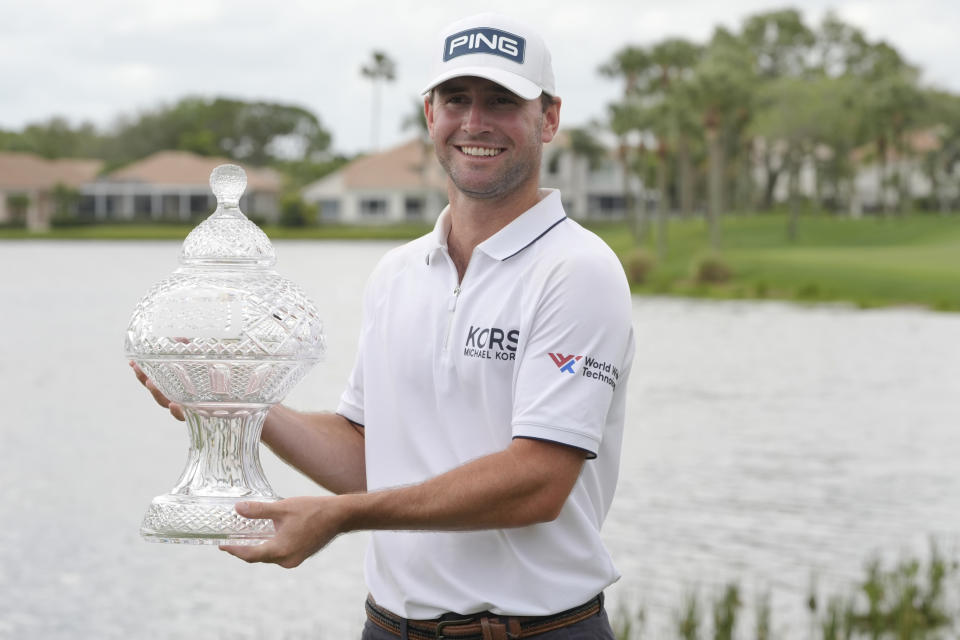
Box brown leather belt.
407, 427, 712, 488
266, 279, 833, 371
365, 593, 604, 640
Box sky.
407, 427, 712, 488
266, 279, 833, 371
1, 0, 958, 156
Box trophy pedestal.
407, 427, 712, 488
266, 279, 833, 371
141, 495, 276, 545
140, 404, 279, 545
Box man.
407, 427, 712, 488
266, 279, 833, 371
134, 12, 634, 640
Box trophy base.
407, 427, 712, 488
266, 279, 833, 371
141, 495, 277, 545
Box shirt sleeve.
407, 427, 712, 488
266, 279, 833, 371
511, 247, 634, 457
335, 253, 394, 426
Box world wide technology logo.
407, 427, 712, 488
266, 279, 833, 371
548, 353, 582, 374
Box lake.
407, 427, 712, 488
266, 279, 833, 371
1, 240, 957, 638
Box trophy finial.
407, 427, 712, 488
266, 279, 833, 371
210, 164, 247, 207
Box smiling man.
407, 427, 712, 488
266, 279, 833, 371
133, 12, 634, 640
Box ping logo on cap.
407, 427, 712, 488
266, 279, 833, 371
444, 28, 526, 63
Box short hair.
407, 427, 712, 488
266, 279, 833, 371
427, 88, 557, 113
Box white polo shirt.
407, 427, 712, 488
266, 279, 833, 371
337, 189, 634, 619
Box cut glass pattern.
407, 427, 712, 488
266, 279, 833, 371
125, 164, 325, 545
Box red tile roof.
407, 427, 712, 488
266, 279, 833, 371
0, 152, 102, 190
105, 150, 282, 191
341, 139, 446, 190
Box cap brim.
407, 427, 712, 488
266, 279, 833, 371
421, 66, 542, 100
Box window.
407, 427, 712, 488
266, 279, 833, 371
404, 197, 424, 220
588, 194, 626, 217
319, 199, 340, 221
360, 198, 387, 217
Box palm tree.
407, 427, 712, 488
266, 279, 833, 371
361, 50, 397, 151
685, 28, 756, 249
600, 46, 650, 238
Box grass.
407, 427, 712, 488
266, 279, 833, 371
5, 212, 960, 310
593, 212, 960, 311
0, 222, 434, 241
612, 543, 959, 639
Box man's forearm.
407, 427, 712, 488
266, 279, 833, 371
261, 405, 366, 495
220, 436, 586, 567
338, 437, 585, 532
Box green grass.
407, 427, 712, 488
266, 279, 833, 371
0, 222, 433, 241
594, 213, 960, 311
6, 212, 960, 310
613, 542, 958, 640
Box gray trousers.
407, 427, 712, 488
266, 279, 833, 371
360, 607, 615, 640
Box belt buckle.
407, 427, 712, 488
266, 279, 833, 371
435, 616, 477, 640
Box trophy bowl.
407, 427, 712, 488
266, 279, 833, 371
125, 164, 324, 545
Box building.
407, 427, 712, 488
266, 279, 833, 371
0, 150, 283, 231
0, 152, 103, 231
302, 134, 641, 223
303, 139, 448, 224
80, 150, 282, 223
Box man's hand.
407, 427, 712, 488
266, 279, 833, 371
219, 497, 348, 568
129, 361, 185, 421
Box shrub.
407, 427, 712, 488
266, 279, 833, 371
624, 249, 656, 285
695, 255, 732, 284
279, 195, 317, 227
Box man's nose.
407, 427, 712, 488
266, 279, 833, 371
461, 103, 491, 133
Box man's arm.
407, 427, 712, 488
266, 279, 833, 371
260, 405, 367, 495
221, 437, 586, 568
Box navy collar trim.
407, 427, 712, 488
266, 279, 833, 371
501, 216, 567, 261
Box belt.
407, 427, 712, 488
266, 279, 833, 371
365, 593, 604, 640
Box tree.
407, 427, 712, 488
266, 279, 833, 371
361, 50, 397, 151
685, 28, 755, 248
740, 9, 817, 210
600, 46, 651, 238
103, 97, 331, 167
646, 38, 702, 257
0, 117, 102, 158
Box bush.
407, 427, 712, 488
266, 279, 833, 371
279, 195, 317, 227
625, 249, 656, 285
695, 255, 733, 284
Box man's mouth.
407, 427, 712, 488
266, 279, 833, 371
457, 145, 505, 157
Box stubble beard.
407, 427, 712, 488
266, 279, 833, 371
437, 116, 544, 201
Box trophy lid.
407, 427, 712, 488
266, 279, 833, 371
180, 164, 277, 267
126, 162, 324, 366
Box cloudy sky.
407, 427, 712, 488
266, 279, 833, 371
2, 0, 957, 155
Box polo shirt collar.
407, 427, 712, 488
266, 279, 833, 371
424, 189, 567, 265
424, 205, 453, 265
477, 189, 567, 261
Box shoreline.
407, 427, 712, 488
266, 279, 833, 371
5, 213, 960, 311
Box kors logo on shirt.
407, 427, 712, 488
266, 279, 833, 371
463, 325, 519, 361
548, 353, 582, 374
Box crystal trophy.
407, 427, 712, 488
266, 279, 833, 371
125, 164, 325, 545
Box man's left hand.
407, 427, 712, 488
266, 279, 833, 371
219, 496, 346, 568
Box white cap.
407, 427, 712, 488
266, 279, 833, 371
421, 13, 556, 100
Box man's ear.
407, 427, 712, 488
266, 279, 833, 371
541, 97, 561, 144
424, 96, 435, 139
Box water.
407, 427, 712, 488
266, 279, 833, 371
1, 240, 958, 638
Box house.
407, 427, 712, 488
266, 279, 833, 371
0, 152, 103, 231
303, 139, 448, 223
302, 134, 641, 223
80, 150, 283, 223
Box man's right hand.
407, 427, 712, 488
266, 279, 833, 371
129, 361, 185, 421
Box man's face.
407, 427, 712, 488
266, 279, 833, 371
425, 76, 560, 201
